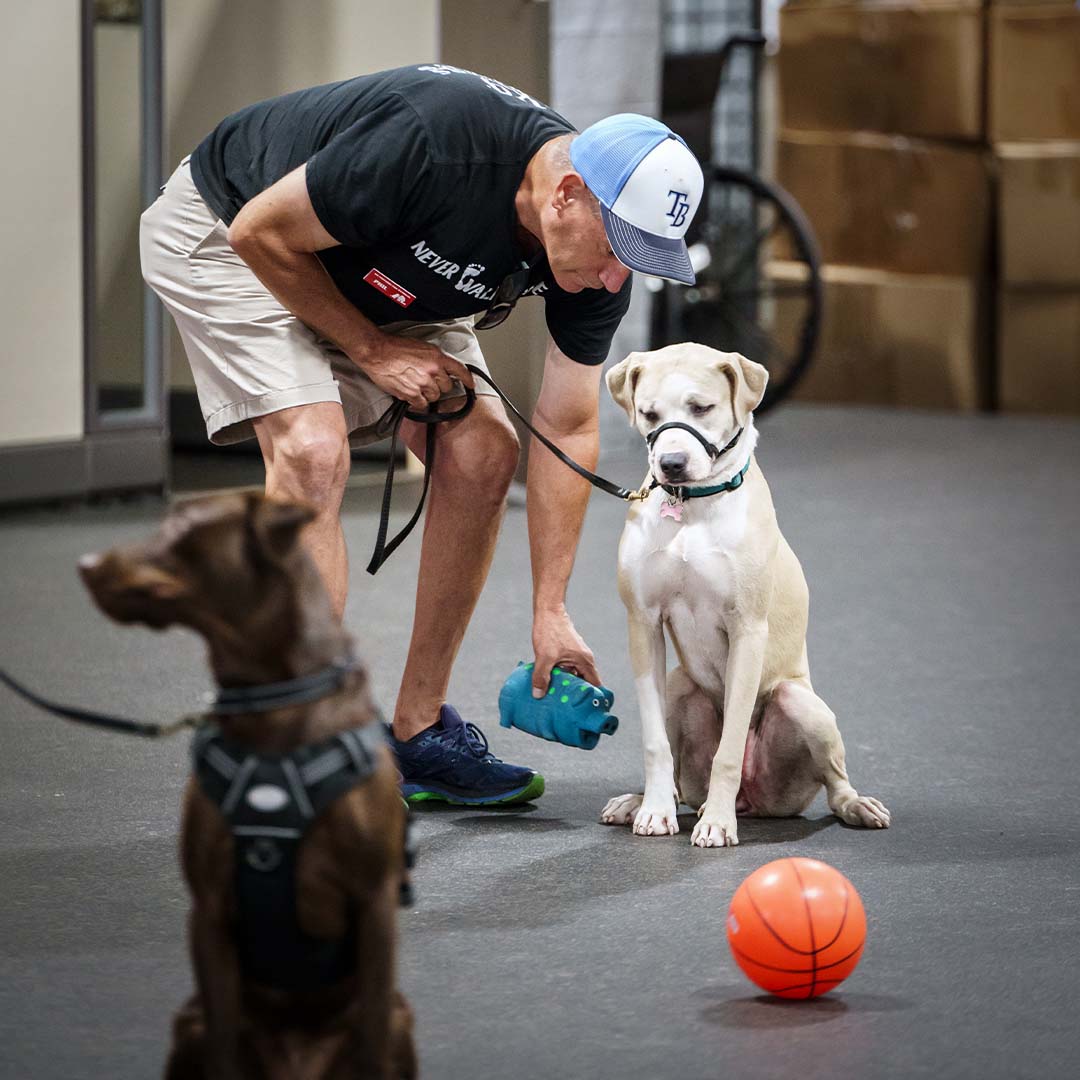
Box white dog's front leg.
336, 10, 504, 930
627, 615, 679, 836
692, 627, 768, 848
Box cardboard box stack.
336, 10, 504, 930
773, 0, 1080, 414
991, 3, 1080, 413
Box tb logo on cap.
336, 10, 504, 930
570, 114, 704, 284
667, 190, 691, 228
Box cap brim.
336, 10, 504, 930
601, 205, 696, 286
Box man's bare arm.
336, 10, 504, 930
525, 338, 604, 694
226, 164, 472, 409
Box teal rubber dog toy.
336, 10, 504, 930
498, 661, 618, 750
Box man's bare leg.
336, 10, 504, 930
252, 402, 352, 618
392, 396, 519, 739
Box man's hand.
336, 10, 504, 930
531, 606, 601, 697
354, 333, 474, 413
226, 164, 474, 412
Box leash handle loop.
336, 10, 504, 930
365, 393, 455, 576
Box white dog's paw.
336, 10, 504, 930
600, 793, 643, 826
631, 800, 680, 837
690, 807, 739, 848
837, 794, 891, 829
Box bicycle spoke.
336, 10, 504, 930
715, 212, 781, 287
708, 183, 737, 262
712, 297, 785, 367
661, 168, 822, 413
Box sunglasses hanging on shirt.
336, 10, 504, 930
474, 250, 545, 331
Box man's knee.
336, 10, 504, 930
445, 407, 519, 493
261, 415, 351, 508
482, 411, 521, 490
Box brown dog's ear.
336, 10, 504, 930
606, 353, 647, 423
717, 352, 769, 425
252, 497, 317, 563
125, 564, 187, 601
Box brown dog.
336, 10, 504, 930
78, 491, 416, 1079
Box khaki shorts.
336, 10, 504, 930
139, 158, 496, 447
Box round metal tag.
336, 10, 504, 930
245, 837, 283, 873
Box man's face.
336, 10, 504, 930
542, 176, 631, 294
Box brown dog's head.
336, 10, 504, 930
78, 492, 323, 674
606, 343, 767, 486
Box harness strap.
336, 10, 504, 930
195, 723, 387, 811
220, 756, 259, 817
212, 658, 355, 715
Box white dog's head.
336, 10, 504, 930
606, 343, 768, 486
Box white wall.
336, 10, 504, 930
0, 5, 83, 447
0, 1, 441, 446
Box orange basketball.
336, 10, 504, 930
726, 857, 866, 999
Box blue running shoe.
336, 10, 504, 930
387, 705, 545, 806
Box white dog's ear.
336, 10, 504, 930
606, 353, 646, 423
717, 352, 768, 425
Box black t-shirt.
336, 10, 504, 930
190, 64, 632, 364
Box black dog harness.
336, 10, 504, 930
193, 720, 409, 992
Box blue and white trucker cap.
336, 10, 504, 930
571, 114, 704, 286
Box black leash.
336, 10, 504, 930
466, 365, 653, 502
366, 364, 662, 575
0, 660, 358, 738
471, 364, 744, 499
0, 666, 203, 738
365, 391, 475, 575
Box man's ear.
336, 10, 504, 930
251, 496, 317, 563
553, 171, 589, 212
606, 352, 647, 423
717, 352, 768, 425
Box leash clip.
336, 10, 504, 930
627, 485, 654, 502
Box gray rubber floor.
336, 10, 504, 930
2, 404, 1078, 1079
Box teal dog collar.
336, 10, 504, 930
659, 458, 751, 501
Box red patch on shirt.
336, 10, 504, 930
363, 268, 415, 308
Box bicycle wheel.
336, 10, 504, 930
651, 165, 822, 414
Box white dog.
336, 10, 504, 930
601, 343, 890, 848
